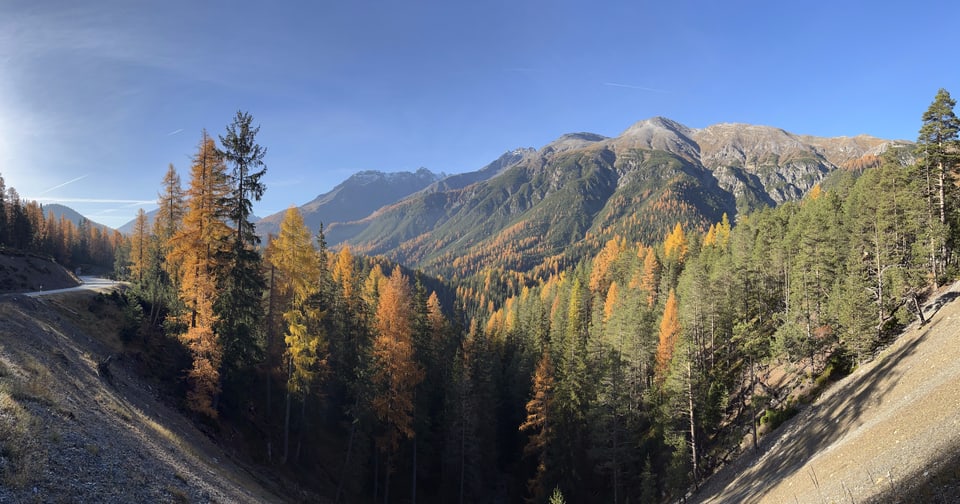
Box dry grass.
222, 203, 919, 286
0, 348, 56, 489
0, 389, 45, 488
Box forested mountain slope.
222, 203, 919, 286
331, 117, 906, 281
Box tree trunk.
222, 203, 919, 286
296, 392, 307, 463
334, 397, 358, 504
383, 452, 391, 504
750, 357, 758, 452
282, 358, 292, 464
687, 361, 699, 490
914, 294, 927, 326
411, 438, 417, 504
373, 450, 379, 504
266, 264, 276, 419
459, 384, 466, 504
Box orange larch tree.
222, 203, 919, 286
371, 265, 425, 500
655, 289, 681, 383
167, 131, 232, 417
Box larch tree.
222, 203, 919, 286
129, 208, 150, 285
167, 131, 232, 417
217, 110, 268, 384
155, 164, 186, 284
519, 350, 556, 503
371, 265, 425, 502
655, 289, 681, 383
664, 223, 689, 264
268, 206, 326, 463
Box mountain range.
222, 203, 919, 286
115, 117, 907, 279
43, 204, 112, 234
258, 117, 905, 280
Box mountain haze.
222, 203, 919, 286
42, 204, 113, 233
256, 167, 443, 239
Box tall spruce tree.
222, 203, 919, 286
217, 111, 268, 387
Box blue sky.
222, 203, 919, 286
1, 0, 958, 228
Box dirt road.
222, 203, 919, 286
695, 283, 960, 503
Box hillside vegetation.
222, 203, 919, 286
695, 282, 960, 503
4, 90, 957, 503
333, 117, 907, 286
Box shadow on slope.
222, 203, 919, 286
699, 326, 930, 503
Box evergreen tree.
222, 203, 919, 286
0, 174, 7, 245
216, 111, 268, 387
917, 89, 959, 281
918, 88, 960, 228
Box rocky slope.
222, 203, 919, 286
693, 283, 960, 503
0, 249, 79, 293
0, 289, 294, 503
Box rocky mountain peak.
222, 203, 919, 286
613, 116, 699, 160
541, 132, 608, 155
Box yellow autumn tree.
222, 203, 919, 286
129, 208, 150, 285
807, 183, 823, 200
371, 266, 425, 454
589, 236, 626, 293
702, 213, 731, 249
332, 246, 356, 307
154, 163, 185, 285
655, 289, 681, 383
638, 247, 661, 307
603, 281, 620, 323
664, 223, 689, 264
167, 131, 231, 417
267, 206, 326, 462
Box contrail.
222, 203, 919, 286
603, 82, 669, 93
38, 174, 89, 195
31, 197, 154, 204
166, 128, 184, 136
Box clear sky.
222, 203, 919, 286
1, 0, 958, 228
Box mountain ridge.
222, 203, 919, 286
322, 117, 908, 280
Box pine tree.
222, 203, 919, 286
917, 89, 959, 282
918, 88, 960, 228
217, 111, 268, 384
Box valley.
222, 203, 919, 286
1, 95, 958, 503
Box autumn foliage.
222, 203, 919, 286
655, 289, 681, 382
